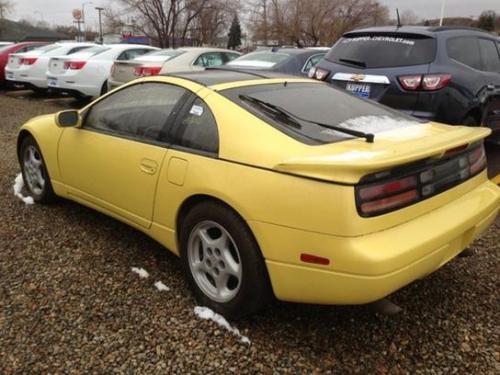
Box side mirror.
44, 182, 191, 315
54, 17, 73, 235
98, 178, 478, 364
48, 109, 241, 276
55, 110, 81, 128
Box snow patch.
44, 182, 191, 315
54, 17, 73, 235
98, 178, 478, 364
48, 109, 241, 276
321, 115, 421, 137
154, 281, 170, 292
13, 174, 35, 205
131, 267, 149, 279
194, 306, 251, 344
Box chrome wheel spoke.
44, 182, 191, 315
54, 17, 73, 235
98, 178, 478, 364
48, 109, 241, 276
187, 220, 242, 303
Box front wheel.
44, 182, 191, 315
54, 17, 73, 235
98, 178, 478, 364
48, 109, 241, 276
19, 136, 56, 203
180, 201, 273, 319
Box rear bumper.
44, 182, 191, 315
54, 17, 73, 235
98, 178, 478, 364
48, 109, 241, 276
252, 179, 499, 305
46, 75, 99, 97
107, 79, 125, 91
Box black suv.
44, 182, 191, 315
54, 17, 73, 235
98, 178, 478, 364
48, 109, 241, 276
310, 26, 500, 143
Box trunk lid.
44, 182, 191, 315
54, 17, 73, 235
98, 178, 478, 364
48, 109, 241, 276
6, 53, 22, 69
48, 57, 66, 75
111, 60, 141, 84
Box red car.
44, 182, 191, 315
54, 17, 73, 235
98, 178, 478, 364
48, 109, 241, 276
0, 42, 48, 85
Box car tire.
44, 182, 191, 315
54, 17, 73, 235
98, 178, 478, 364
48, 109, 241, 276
180, 201, 273, 319
19, 136, 56, 203
100, 81, 108, 96
462, 115, 479, 126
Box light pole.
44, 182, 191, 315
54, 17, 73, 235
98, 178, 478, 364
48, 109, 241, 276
81, 1, 93, 41
439, 0, 446, 26
95, 7, 104, 44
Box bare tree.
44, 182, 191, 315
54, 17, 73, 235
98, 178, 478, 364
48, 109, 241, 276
0, 0, 12, 20
400, 9, 420, 25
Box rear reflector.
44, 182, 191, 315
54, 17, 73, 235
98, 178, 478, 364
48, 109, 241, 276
300, 253, 330, 266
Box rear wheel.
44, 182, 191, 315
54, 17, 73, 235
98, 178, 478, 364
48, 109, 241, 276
180, 201, 273, 319
100, 81, 108, 96
19, 136, 56, 203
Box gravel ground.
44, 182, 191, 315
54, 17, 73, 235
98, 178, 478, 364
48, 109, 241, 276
0, 90, 499, 373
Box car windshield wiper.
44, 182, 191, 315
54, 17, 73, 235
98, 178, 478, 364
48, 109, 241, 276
339, 58, 366, 68
239, 94, 301, 129
239, 94, 374, 143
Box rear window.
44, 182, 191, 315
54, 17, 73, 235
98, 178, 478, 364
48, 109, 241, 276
222, 82, 421, 144
227, 52, 290, 68
69, 46, 109, 58
326, 34, 437, 68
31, 44, 61, 54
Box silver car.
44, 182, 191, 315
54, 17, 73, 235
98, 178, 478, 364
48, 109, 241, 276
108, 47, 241, 90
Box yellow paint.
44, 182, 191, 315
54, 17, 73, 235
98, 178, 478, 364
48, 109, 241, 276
19, 75, 500, 305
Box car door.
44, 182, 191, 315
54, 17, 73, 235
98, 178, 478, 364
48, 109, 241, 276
478, 37, 500, 141
58, 82, 190, 228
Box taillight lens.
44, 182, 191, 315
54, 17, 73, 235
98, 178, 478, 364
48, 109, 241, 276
358, 176, 419, 216
422, 74, 452, 91
398, 75, 422, 90
398, 74, 451, 91
356, 142, 486, 217
309, 67, 330, 81
63, 61, 86, 70
20, 57, 38, 65
134, 66, 161, 77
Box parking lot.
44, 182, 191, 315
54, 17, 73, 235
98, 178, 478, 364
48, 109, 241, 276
0, 90, 498, 373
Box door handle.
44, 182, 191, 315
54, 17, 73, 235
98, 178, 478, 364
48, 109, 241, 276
140, 159, 158, 175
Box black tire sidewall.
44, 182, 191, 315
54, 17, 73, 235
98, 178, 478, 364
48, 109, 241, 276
180, 201, 272, 319
19, 136, 56, 203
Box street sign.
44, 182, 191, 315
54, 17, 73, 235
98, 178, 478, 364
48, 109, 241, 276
72, 9, 82, 20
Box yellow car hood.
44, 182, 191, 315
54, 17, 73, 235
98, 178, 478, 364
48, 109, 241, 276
274, 123, 491, 184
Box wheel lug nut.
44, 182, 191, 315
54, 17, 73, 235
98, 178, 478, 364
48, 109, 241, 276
218, 261, 225, 269
215, 248, 221, 256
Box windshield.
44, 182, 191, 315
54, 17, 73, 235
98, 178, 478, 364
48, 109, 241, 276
222, 82, 422, 144
326, 34, 436, 68
227, 52, 290, 68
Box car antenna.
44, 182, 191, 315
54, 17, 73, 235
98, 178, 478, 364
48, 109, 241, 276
396, 8, 402, 28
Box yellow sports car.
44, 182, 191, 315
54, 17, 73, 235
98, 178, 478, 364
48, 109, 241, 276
17, 70, 500, 318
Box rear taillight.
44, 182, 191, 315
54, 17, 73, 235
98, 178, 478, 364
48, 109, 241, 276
398, 74, 451, 91
308, 67, 330, 81
20, 57, 38, 65
356, 142, 487, 217
134, 66, 161, 77
110, 63, 116, 75
63, 61, 86, 70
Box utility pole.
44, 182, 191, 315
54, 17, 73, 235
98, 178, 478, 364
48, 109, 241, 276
439, 0, 446, 26
95, 7, 104, 44
74, 19, 84, 42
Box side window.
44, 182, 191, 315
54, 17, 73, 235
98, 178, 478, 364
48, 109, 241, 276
18, 45, 39, 53
447, 37, 481, 70
84, 83, 188, 143
302, 53, 325, 72
194, 52, 224, 67
171, 97, 219, 154
223, 52, 240, 63
478, 38, 500, 72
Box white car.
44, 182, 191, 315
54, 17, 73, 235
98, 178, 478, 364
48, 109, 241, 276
5, 42, 95, 92
46, 44, 158, 98
108, 47, 241, 90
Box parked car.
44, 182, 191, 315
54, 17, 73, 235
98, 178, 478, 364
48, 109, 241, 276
4, 42, 95, 92
108, 47, 241, 90
0, 41, 48, 86
46, 44, 158, 98
17, 70, 499, 318
227, 48, 326, 76
309, 26, 500, 143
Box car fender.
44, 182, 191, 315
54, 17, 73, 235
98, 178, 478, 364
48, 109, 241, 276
18, 114, 64, 187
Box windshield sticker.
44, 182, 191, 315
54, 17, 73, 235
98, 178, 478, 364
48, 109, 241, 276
189, 105, 204, 116
342, 36, 415, 46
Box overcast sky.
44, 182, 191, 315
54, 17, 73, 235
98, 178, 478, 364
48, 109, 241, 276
8, 0, 500, 28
